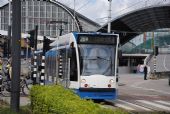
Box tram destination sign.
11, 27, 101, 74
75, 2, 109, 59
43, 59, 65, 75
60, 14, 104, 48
78, 35, 117, 45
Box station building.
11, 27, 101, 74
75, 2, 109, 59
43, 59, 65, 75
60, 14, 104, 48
0, 0, 100, 36
98, 5, 170, 74
120, 30, 170, 74
0, 0, 100, 57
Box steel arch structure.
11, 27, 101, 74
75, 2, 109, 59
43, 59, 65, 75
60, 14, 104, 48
98, 5, 170, 45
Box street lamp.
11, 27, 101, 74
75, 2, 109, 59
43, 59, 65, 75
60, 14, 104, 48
108, 0, 112, 33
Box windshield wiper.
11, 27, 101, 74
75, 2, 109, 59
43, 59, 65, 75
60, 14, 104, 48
81, 56, 110, 61
96, 56, 110, 61
81, 56, 97, 60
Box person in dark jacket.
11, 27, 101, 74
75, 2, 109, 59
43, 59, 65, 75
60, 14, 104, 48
144, 65, 147, 80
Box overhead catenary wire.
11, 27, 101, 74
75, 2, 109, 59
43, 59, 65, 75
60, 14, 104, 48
96, 0, 148, 22
76, 0, 94, 11
111, 0, 148, 16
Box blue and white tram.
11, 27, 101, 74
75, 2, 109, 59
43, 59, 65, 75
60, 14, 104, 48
45, 32, 119, 100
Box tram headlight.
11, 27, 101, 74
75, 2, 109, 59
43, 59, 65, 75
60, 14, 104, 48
108, 84, 111, 88
81, 79, 86, 83
84, 84, 89, 87
109, 79, 114, 84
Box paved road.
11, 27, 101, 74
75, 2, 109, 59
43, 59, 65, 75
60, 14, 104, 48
109, 73, 170, 112
0, 94, 30, 106
1, 73, 170, 112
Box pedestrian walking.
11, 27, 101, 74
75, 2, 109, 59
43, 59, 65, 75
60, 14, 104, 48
144, 65, 147, 80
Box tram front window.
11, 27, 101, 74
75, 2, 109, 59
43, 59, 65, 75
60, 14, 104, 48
79, 44, 115, 76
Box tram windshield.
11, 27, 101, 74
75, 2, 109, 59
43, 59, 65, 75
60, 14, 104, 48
79, 44, 116, 76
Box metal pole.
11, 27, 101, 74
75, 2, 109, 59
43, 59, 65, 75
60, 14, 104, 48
153, 54, 156, 74
32, 51, 37, 85
8, 26, 11, 58
8, 0, 11, 58
8, 0, 11, 25
73, 0, 76, 31
10, 0, 21, 112
26, 38, 29, 59
34, 25, 38, 50
153, 32, 156, 77
43, 36, 46, 55
59, 25, 63, 36
26, 0, 29, 59
40, 55, 45, 85
108, 0, 112, 33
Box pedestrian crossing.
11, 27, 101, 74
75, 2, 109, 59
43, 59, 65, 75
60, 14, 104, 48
108, 99, 170, 112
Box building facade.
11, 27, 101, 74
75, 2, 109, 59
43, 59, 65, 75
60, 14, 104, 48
0, 0, 100, 37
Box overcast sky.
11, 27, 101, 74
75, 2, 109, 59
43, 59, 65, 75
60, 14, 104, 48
0, 0, 170, 25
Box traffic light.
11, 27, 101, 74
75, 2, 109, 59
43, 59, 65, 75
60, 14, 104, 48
154, 46, 158, 56
28, 25, 38, 49
28, 30, 35, 48
43, 36, 51, 54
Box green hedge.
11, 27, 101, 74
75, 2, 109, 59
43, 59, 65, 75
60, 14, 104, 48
30, 85, 128, 114
0, 107, 31, 114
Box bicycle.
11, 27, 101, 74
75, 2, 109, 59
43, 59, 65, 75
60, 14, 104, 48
21, 76, 33, 96
0, 74, 32, 97
0, 58, 33, 97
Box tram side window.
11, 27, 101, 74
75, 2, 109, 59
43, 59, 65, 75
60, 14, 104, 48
52, 55, 55, 77
58, 49, 70, 79
58, 46, 78, 81
58, 50, 65, 78
49, 55, 52, 77
45, 55, 48, 76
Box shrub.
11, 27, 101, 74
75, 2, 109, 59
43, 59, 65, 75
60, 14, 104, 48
30, 85, 128, 114
0, 106, 31, 114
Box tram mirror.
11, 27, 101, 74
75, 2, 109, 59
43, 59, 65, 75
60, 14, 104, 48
118, 50, 122, 58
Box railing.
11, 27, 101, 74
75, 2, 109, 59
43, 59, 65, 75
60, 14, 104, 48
145, 54, 153, 65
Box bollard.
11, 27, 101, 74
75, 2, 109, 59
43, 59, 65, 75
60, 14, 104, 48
40, 55, 45, 85
153, 56, 157, 79
32, 51, 38, 85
